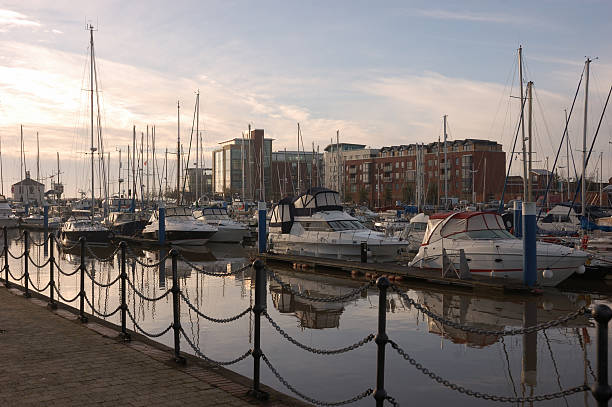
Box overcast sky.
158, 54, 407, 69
0, 0, 611, 197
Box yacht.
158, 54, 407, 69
192, 206, 250, 244
397, 213, 433, 252
409, 211, 589, 287
0, 195, 18, 229
60, 211, 112, 246
537, 204, 581, 235
20, 208, 62, 230
268, 188, 409, 262
142, 206, 218, 247
104, 211, 148, 237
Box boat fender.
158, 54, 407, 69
542, 269, 553, 279
576, 265, 586, 275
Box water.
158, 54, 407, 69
5, 230, 610, 407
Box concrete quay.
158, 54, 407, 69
0, 285, 304, 407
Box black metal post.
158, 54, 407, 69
48, 232, 56, 309
79, 237, 88, 323
171, 249, 185, 363
119, 241, 130, 341
23, 230, 30, 298
3, 226, 8, 288
248, 259, 269, 400
591, 304, 612, 407
374, 276, 390, 407
361, 241, 368, 263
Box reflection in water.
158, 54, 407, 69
6, 231, 610, 406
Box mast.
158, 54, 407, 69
600, 151, 603, 207
241, 130, 245, 201
152, 126, 156, 201
248, 123, 252, 201
195, 90, 200, 204
582, 58, 591, 219
443, 115, 448, 206
36, 132, 40, 186
527, 81, 533, 202
177, 100, 181, 205
164, 148, 168, 200
565, 109, 570, 201
117, 148, 122, 197
297, 123, 301, 195
437, 136, 441, 206
518, 46, 528, 203
132, 125, 136, 210
336, 130, 341, 199
127, 146, 130, 199
0, 137, 3, 195
89, 25, 96, 223
146, 125, 149, 203
284, 147, 288, 196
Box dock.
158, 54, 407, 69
0, 285, 304, 407
260, 252, 537, 295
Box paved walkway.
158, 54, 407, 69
0, 286, 300, 406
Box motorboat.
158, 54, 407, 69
409, 211, 588, 287
397, 213, 433, 252
268, 187, 409, 262
537, 204, 581, 235
104, 211, 148, 237
192, 206, 250, 244
0, 195, 18, 229
20, 207, 62, 230
60, 210, 112, 246
142, 206, 217, 247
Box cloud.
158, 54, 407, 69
412, 9, 516, 24
0, 9, 40, 32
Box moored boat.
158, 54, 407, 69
142, 207, 218, 247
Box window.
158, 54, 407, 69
456, 158, 459, 165
401, 162, 404, 168
395, 162, 399, 168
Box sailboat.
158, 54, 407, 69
60, 25, 111, 246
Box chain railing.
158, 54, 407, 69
0, 226, 610, 407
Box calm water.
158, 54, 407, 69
5, 230, 610, 407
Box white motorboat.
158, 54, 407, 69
193, 206, 250, 244
142, 207, 218, 247
60, 213, 111, 246
409, 211, 588, 287
0, 195, 18, 229
537, 204, 581, 235
397, 213, 433, 252
268, 188, 409, 262
20, 210, 62, 229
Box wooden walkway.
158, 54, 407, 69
0, 286, 304, 407
260, 252, 535, 295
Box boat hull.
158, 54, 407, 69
208, 227, 250, 244
141, 230, 216, 247
61, 230, 112, 246
0, 218, 19, 229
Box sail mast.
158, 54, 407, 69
177, 101, 181, 205
297, 123, 301, 195
518, 46, 527, 203
527, 81, 533, 202
0, 137, 3, 195
582, 58, 591, 219
89, 25, 96, 223
195, 90, 199, 204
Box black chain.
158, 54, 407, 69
180, 291, 251, 323
391, 284, 589, 336
54, 260, 81, 277
52, 235, 80, 251
126, 277, 171, 302
83, 267, 121, 288
263, 311, 375, 355
28, 254, 52, 269
27, 274, 51, 292
53, 285, 80, 303
84, 294, 121, 318
29, 236, 48, 247
268, 269, 374, 303
7, 267, 26, 281
178, 252, 251, 276
7, 249, 26, 260
180, 327, 252, 365
126, 246, 172, 267
261, 353, 374, 406
126, 307, 173, 338
389, 340, 588, 402
85, 244, 120, 262
385, 396, 399, 406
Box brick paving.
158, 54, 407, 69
0, 286, 302, 406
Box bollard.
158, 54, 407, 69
258, 202, 267, 254
522, 202, 537, 287
158, 205, 166, 245
119, 241, 130, 341
513, 200, 522, 238
79, 237, 88, 323
248, 259, 269, 400
48, 232, 56, 309
23, 230, 30, 298
374, 277, 390, 407
591, 304, 612, 407
43, 205, 49, 231
171, 249, 185, 363
361, 241, 368, 263
3, 226, 8, 288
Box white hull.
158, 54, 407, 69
208, 227, 250, 244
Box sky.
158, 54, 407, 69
0, 0, 611, 198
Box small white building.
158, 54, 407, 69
12, 172, 45, 205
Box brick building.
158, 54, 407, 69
343, 139, 506, 208
270, 150, 324, 201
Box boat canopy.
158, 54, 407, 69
269, 196, 295, 233
424, 211, 509, 244
409, 213, 429, 224
293, 187, 342, 216
200, 207, 228, 216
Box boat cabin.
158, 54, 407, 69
423, 211, 514, 245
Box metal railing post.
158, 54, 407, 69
171, 249, 185, 363
248, 259, 269, 400
23, 230, 30, 298
119, 241, 130, 341
79, 237, 88, 323
3, 226, 8, 288
48, 232, 56, 309
374, 276, 390, 407
591, 304, 612, 407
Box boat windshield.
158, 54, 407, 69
452, 229, 515, 240
328, 220, 367, 231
